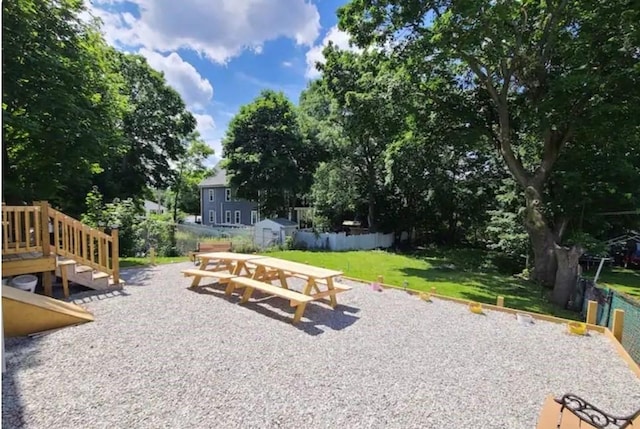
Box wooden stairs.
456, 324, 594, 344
56, 258, 124, 291
2, 201, 123, 297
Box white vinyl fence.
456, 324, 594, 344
294, 231, 394, 251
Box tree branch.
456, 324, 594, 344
539, 0, 570, 65
554, 216, 569, 242
532, 126, 573, 187
462, 53, 530, 186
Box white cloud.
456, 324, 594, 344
194, 113, 222, 158
139, 48, 213, 110
282, 61, 293, 68
87, 0, 321, 64
304, 26, 361, 79
194, 113, 215, 135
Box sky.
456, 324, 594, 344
86, 0, 358, 165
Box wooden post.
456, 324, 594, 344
150, 247, 156, 265
611, 309, 624, 342
37, 201, 51, 256
111, 228, 120, 285
38, 201, 52, 296
377, 275, 384, 284
496, 296, 504, 307
586, 300, 598, 325
430, 287, 437, 294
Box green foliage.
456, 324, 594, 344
2, 0, 127, 214
2, 1, 197, 216
81, 187, 143, 257
170, 134, 215, 218
95, 52, 196, 201
223, 90, 323, 217
230, 237, 260, 254
337, 0, 640, 296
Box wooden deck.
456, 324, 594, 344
2, 201, 121, 296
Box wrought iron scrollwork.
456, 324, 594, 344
558, 393, 640, 429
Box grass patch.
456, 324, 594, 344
120, 256, 190, 268
264, 249, 578, 319
583, 266, 640, 300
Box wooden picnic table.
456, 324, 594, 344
181, 253, 352, 324
227, 257, 351, 323
183, 252, 266, 288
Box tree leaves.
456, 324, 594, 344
222, 90, 323, 217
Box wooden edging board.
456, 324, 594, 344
342, 275, 640, 378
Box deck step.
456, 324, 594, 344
75, 265, 93, 274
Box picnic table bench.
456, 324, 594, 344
189, 241, 232, 264
536, 394, 639, 429
231, 277, 315, 324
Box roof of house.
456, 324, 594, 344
272, 218, 298, 227
199, 161, 227, 187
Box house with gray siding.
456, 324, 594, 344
199, 163, 259, 226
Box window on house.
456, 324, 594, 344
234, 210, 241, 224
250, 210, 258, 225
225, 188, 231, 201
225, 210, 231, 224
208, 210, 216, 224
208, 189, 214, 201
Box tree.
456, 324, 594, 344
170, 134, 215, 220
222, 90, 322, 218
317, 48, 408, 231
95, 52, 197, 202
339, 0, 640, 305
2, 0, 126, 215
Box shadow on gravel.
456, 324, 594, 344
119, 267, 159, 286
2, 337, 47, 428
187, 283, 360, 335
70, 288, 130, 305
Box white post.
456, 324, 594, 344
594, 257, 607, 285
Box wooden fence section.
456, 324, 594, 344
1, 201, 119, 284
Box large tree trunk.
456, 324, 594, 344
523, 183, 584, 306
523, 184, 557, 287
553, 245, 583, 306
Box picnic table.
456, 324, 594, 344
228, 257, 351, 323
181, 252, 266, 288
181, 253, 352, 324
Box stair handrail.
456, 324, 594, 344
46, 203, 119, 284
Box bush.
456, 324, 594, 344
81, 187, 144, 257
231, 236, 259, 254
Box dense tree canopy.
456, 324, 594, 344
2, 0, 126, 213
222, 90, 325, 217
2, 0, 198, 216
336, 0, 640, 304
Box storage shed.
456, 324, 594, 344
254, 218, 298, 248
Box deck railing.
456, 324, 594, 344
1, 204, 45, 255
1, 201, 119, 284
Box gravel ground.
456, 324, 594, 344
3, 262, 640, 429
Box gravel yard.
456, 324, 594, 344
3, 261, 640, 429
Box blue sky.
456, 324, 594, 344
87, 0, 356, 164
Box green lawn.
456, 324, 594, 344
118, 248, 640, 318
584, 267, 640, 300
265, 249, 578, 319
